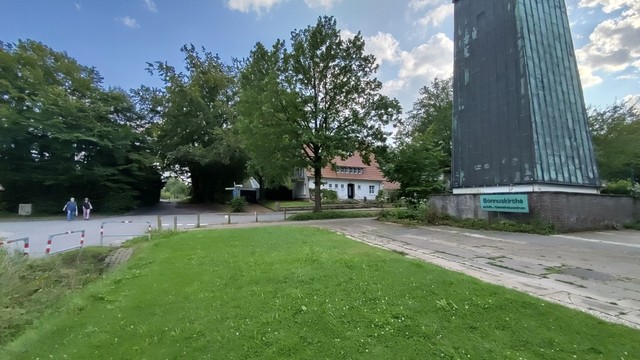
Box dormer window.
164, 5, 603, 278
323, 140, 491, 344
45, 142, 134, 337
337, 166, 363, 174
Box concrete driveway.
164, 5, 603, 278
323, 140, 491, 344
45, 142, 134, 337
312, 219, 640, 329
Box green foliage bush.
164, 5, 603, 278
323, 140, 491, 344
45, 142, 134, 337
99, 188, 139, 213
378, 208, 421, 221
399, 184, 445, 206
378, 206, 556, 235
624, 221, 640, 230
229, 196, 248, 212
376, 189, 400, 204
287, 210, 379, 221
321, 189, 338, 202
601, 180, 634, 195
161, 178, 191, 200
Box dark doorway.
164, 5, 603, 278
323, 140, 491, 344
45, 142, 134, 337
347, 183, 355, 199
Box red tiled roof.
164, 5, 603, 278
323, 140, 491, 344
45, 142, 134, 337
314, 153, 387, 181
382, 180, 400, 190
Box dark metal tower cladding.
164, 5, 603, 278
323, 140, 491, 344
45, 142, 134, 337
451, 0, 600, 192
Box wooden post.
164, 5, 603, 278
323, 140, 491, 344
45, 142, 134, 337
157, 215, 162, 231
173, 216, 177, 231
227, 211, 231, 224
284, 208, 287, 220
196, 213, 200, 228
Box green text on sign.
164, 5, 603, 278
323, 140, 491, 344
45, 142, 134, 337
480, 194, 529, 213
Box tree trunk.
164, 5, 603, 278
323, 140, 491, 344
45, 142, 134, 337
313, 166, 322, 212
189, 167, 204, 203
257, 174, 265, 201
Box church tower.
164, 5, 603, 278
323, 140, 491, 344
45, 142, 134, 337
451, 0, 600, 193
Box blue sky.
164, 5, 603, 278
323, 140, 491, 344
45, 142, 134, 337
1, 0, 638, 114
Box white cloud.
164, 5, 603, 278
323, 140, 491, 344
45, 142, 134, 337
226, 0, 338, 14
578, 0, 638, 13
226, 0, 283, 14
364, 32, 401, 66
623, 93, 640, 106
304, 0, 340, 9
408, 0, 442, 12
574, 1, 640, 87
143, 0, 158, 12
341, 29, 452, 105
577, 62, 604, 87
382, 78, 407, 95
117, 16, 140, 29
417, 4, 454, 28
74, 3, 81, 10
397, 33, 453, 82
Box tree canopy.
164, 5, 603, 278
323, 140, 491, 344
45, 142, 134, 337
146, 45, 247, 202
379, 77, 452, 197
588, 100, 640, 185
0, 40, 161, 213
237, 16, 402, 211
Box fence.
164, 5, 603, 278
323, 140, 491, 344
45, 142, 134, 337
46, 230, 85, 255
100, 220, 152, 245
0, 236, 30, 256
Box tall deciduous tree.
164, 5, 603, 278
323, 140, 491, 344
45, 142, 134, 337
0, 40, 161, 213
237, 16, 401, 211
588, 101, 640, 184
379, 77, 452, 196
147, 45, 247, 202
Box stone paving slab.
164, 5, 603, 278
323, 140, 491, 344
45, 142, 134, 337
104, 247, 134, 269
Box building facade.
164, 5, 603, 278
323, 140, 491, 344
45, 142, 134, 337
293, 154, 393, 201
451, 0, 600, 194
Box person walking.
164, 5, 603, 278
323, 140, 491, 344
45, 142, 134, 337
63, 197, 78, 221
82, 198, 93, 220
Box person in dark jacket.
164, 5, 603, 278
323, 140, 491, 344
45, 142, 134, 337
82, 198, 93, 220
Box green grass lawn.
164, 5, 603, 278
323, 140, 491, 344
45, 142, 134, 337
4, 227, 638, 359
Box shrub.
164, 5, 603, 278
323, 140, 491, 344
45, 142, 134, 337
287, 210, 378, 221
229, 197, 248, 212
378, 208, 421, 222
378, 207, 556, 235
624, 221, 640, 230
321, 189, 338, 202
601, 180, 634, 196
399, 184, 445, 206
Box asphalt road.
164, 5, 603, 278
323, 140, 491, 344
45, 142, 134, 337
0, 212, 288, 256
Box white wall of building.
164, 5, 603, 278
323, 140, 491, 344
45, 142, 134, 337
308, 178, 381, 200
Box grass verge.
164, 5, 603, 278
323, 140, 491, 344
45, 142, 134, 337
378, 208, 556, 235
0, 246, 113, 346
3, 227, 638, 359
287, 210, 379, 221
